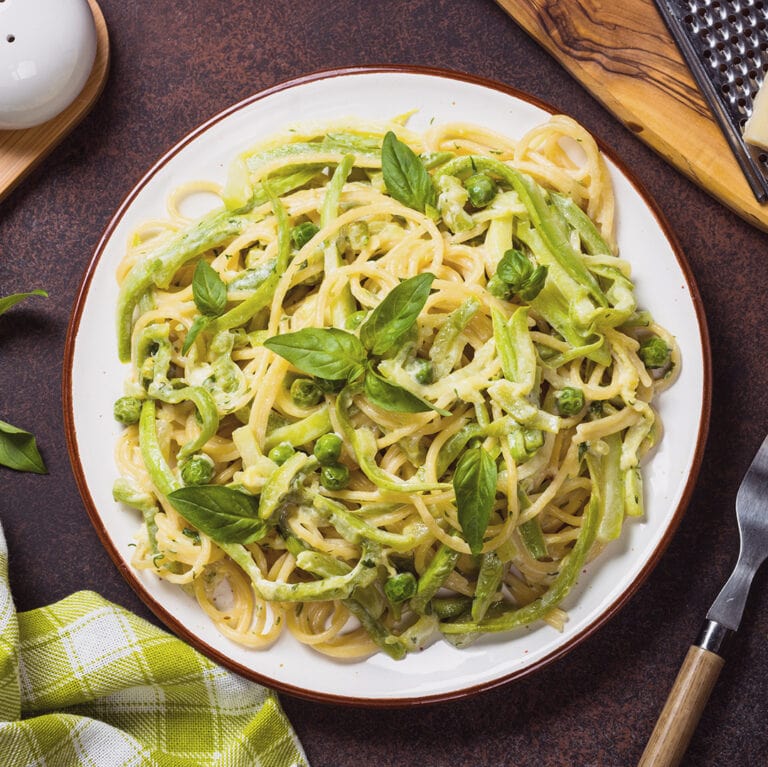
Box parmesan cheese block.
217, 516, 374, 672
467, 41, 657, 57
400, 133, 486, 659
743, 78, 768, 150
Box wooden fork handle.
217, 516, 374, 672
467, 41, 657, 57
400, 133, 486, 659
638, 645, 725, 767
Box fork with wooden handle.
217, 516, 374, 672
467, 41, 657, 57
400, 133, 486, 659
639, 433, 768, 766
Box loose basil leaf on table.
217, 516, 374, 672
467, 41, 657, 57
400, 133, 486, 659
0, 289, 48, 474
264, 327, 367, 381
0, 289, 47, 316
453, 446, 498, 555
359, 272, 435, 355
381, 131, 437, 213
167, 484, 267, 545
0, 420, 47, 474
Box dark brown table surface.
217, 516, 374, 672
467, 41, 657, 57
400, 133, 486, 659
2, 2, 767, 765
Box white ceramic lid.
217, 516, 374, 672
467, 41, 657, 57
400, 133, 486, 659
0, 0, 97, 130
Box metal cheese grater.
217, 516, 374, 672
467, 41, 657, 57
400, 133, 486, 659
653, 0, 768, 201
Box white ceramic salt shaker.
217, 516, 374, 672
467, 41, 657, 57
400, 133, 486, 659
0, 0, 97, 130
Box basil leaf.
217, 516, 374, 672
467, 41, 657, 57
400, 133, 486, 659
0, 419, 47, 474
0, 290, 47, 316
494, 249, 547, 301
453, 447, 497, 554
359, 273, 435, 355
381, 131, 437, 213
363, 370, 449, 415
496, 249, 532, 289
519, 265, 548, 301
181, 315, 210, 354
192, 260, 227, 316
264, 327, 366, 380
167, 485, 267, 544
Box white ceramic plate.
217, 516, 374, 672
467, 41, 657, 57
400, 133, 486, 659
65, 68, 711, 705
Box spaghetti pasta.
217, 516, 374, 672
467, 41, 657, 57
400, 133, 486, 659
112, 114, 679, 660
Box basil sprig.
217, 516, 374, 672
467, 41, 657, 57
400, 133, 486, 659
490, 249, 548, 302
453, 446, 497, 554
0, 290, 48, 474
167, 485, 267, 544
182, 260, 229, 353
381, 131, 437, 213
264, 274, 446, 414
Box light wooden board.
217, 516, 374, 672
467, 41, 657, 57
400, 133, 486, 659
0, 0, 109, 203
497, 0, 768, 231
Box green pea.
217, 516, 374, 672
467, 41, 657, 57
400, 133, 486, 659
464, 173, 497, 207
268, 442, 295, 466
556, 387, 585, 416
345, 310, 367, 330
290, 378, 323, 407
523, 428, 544, 452
384, 572, 417, 603
113, 396, 142, 425
180, 453, 215, 486
638, 336, 671, 369
320, 462, 349, 490
290, 221, 320, 250
314, 433, 342, 465
411, 358, 434, 385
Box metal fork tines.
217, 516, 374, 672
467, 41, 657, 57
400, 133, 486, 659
706, 433, 768, 635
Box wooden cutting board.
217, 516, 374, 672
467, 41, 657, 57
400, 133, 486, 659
496, 0, 768, 232
0, 0, 109, 204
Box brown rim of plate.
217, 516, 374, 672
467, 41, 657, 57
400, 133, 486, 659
62, 64, 712, 708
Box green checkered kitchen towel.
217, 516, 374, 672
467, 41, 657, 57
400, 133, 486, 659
0, 524, 309, 767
